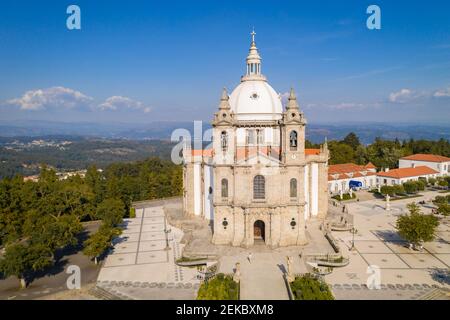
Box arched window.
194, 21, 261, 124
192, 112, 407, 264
253, 175, 265, 200
290, 178, 297, 198
221, 179, 228, 198
290, 131, 298, 150
221, 131, 228, 152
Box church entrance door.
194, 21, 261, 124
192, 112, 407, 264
253, 220, 265, 242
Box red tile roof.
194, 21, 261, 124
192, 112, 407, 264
401, 153, 450, 163
328, 163, 377, 181
305, 148, 320, 156
377, 166, 438, 179
364, 162, 376, 169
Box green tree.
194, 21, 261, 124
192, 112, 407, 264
396, 203, 439, 249
403, 181, 418, 194
438, 179, 448, 188
83, 225, 121, 264
342, 132, 361, 150
380, 185, 395, 196
95, 198, 125, 227
290, 274, 334, 300
197, 273, 239, 300
328, 142, 355, 164
0, 243, 52, 288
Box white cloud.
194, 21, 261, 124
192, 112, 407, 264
98, 96, 151, 113
7, 86, 93, 111
388, 88, 417, 103
433, 87, 450, 98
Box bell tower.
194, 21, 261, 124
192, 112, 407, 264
282, 88, 306, 165
212, 88, 235, 165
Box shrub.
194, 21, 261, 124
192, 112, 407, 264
438, 180, 449, 188
197, 273, 239, 300
129, 207, 136, 218
403, 181, 418, 194
332, 193, 356, 201
437, 203, 450, 216
416, 180, 426, 191
290, 274, 334, 300
433, 196, 447, 205
393, 184, 405, 195
380, 185, 395, 196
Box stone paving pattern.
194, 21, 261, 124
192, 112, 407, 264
97, 206, 200, 299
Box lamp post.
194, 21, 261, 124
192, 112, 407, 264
350, 227, 358, 251
164, 228, 172, 251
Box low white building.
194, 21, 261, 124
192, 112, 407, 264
376, 166, 439, 186
399, 154, 450, 176
328, 163, 377, 194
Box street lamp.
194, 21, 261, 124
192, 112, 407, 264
164, 228, 172, 251
350, 227, 358, 251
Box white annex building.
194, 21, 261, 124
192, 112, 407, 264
399, 154, 450, 176
182, 32, 329, 248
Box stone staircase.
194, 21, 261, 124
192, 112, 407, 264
415, 288, 450, 300
88, 285, 133, 300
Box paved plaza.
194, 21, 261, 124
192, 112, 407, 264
96, 205, 201, 299
325, 191, 450, 299
92, 192, 449, 300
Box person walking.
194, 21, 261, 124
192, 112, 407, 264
247, 252, 252, 264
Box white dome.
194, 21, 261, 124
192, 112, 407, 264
229, 80, 283, 121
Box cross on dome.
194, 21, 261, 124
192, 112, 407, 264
245, 29, 262, 79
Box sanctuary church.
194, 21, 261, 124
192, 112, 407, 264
183, 32, 329, 248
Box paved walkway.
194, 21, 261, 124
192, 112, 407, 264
239, 253, 289, 300
220, 251, 305, 300
96, 205, 201, 299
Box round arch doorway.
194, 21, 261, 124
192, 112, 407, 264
253, 220, 266, 243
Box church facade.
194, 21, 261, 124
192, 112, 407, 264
183, 32, 329, 248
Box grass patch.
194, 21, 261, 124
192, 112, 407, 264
197, 273, 239, 300
290, 274, 334, 300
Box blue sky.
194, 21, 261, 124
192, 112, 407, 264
0, 0, 449, 124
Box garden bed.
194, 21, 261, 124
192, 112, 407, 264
196, 273, 239, 300
288, 274, 334, 300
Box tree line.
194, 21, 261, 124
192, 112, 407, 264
0, 157, 182, 287
307, 133, 450, 168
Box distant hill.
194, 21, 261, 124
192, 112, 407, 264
0, 120, 449, 145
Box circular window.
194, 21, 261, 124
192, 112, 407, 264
222, 113, 227, 118
291, 113, 296, 118
290, 220, 296, 227
250, 93, 259, 100
222, 220, 228, 227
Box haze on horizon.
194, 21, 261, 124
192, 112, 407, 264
0, 0, 449, 125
